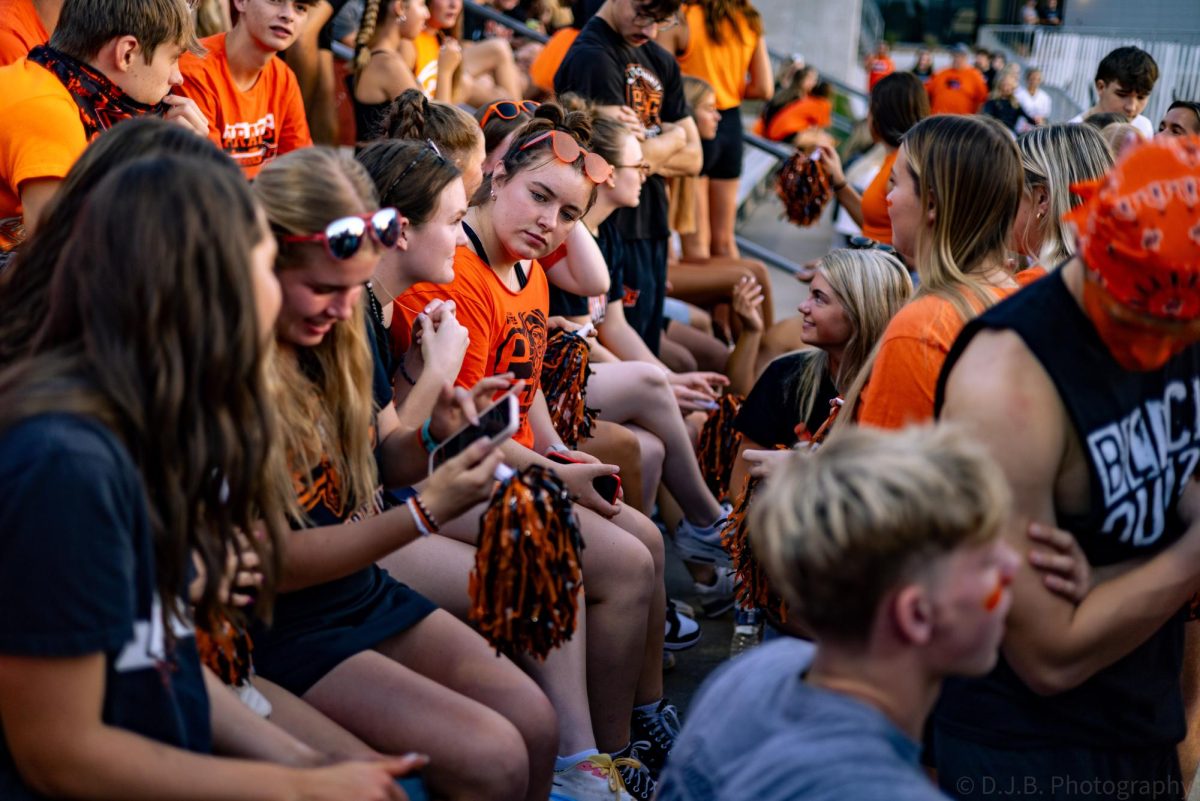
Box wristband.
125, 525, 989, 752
411, 493, 441, 532
420, 419, 440, 454
546, 444, 570, 455
832, 180, 848, 192
406, 497, 433, 537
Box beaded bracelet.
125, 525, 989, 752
406, 497, 433, 537
411, 493, 441, 532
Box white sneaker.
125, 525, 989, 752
551, 754, 634, 801
693, 565, 737, 618
674, 515, 732, 567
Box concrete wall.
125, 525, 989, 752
755, 0, 864, 86
1063, 0, 1200, 30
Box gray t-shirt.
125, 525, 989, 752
656, 639, 949, 801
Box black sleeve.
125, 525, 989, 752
554, 39, 625, 105
733, 353, 808, 447
0, 418, 138, 657
658, 52, 690, 124
596, 221, 625, 305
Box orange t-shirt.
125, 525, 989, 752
0, 0, 48, 67
0, 57, 87, 249
926, 67, 988, 115
855, 268, 1046, 429
760, 95, 832, 141
865, 55, 895, 93
180, 33, 312, 179
676, 5, 759, 110
392, 245, 549, 449
529, 27, 578, 95
413, 30, 440, 99
860, 148, 897, 245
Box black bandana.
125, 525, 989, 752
27, 45, 166, 141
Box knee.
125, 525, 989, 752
639, 432, 665, 471
463, 714, 530, 801
620, 510, 664, 579
633, 362, 670, 393
512, 679, 559, 767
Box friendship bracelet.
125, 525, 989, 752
406, 497, 433, 537
397, 353, 418, 386
411, 493, 441, 532
419, 419, 439, 454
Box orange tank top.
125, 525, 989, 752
860, 149, 897, 245
676, 4, 758, 110
413, 30, 440, 99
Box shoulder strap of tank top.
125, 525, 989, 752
461, 221, 528, 289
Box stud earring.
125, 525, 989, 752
399, 13, 407, 21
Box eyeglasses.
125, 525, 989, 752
612, 161, 651, 178
631, 1, 678, 29
480, 99, 540, 128
282, 208, 402, 260
382, 139, 446, 203
518, 130, 614, 184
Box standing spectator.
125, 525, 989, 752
555, 0, 703, 355
910, 45, 934, 84
1014, 66, 1050, 132
1041, 0, 1061, 24
926, 44, 988, 115
180, 0, 313, 179
1069, 46, 1159, 138
982, 72, 1038, 133
0, 0, 57, 65
864, 40, 894, 94
1157, 100, 1200, 138
974, 47, 994, 88
1020, 0, 1038, 25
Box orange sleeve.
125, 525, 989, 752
1, 93, 87, 198
179, 57, 224, 148
276, 66, 313, 154
855, 332, 947, 429
530, 27, 578, 94
0, 29, 31, 67
815, 99, 832, 129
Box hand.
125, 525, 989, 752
296, 755, 429, 801
1026, 521, 1091, 604
161, 94, 209, 138
437, 38, 462, 73
596, 104, 646, 137
413, 300, 469, 380
219, 528, 264, 607
812, 143, 846, 187
742, 448, 793, 479
731, 276, 764, 333
668, 370, 729, 398
563, 448, 598, 464
429, 375, 524, 441
795, 258, 819, 283
420, 436, 507, 523
555, 460, 621, 518
548, 316, 586, 334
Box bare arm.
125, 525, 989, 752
942, 329, 1200, 695
744, 37, 774, 101
596, 300, 667, 368
203, 668, 324, 767
544, 224, 611, 297
18, 178, 59, 236
651, 118, 703, 178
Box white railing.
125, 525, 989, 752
979, 25, 1200, 128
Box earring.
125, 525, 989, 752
490, 189, 497, 201
399, 13, 407, 21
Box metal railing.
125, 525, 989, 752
979, 25, 1200, 127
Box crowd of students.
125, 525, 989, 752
1, 0, 1200, 799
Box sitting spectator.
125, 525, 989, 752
1013, 66, 1049, 133
656, 424, 1020, 801
1157, 99, 1200, 138
974, 46, 995, 89
426, 0, 522, 104
0, 0, 57, 65
1068, 46, 1159, 138
349, 0, 430, 141
0, 0, 207, 249
983, 71, 1038, 133
1020, 0, 1038, 25
926, 44, 988, 115
378, 88, 486, 196
1041, 0, 1060, 24
180, 0, 313, 178
755, 65, 832, 143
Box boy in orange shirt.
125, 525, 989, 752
926, 44, 988, 115
0, 0, 207, 250
0, 0, 57, 65
180, 0, 313, 179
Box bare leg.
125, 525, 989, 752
627, 424, 665, 517
462, 39, 522, 101
756, 315, 806, 376
303, 610, 557, 801
254, 676, 378, 761
707, 177, 742, 259
609, 504, 667, 709
668, 257, 776, 328
658, 336, 697, 372
663, 321, 730, 373
578, 419, 645, 514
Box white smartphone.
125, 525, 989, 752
427, 392, 519, 473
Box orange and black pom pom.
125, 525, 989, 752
469, 464, 586, 659
196, 612, 255, 687
721, 473, 787, 621
695, 393, 745, 502
541, 329, 598, 449
776, 151, 832, 227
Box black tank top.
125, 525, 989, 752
933, 269, 1200, 750
348, 61, 395, 143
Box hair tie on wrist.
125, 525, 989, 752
420, 419, 440, 454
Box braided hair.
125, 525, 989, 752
378, 88, 483, 167
353, 0, 390, 73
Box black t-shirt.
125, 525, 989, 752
933, 269, 1199, 752
734, 351, 840, 447
0, 414, 211, 800
554, 16, 689, 241
548, 226, 623, 321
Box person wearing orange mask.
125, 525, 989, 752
934, 135, 1200, 800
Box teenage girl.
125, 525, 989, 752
351, 0, 431, 140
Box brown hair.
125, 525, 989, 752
869, 71, 929, 148
380, 88, 483, 168
49, 0, 201, 62
357, 138, 462, 226
474, 101, 596, 207
690, 0, 761, 46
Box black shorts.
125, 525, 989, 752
701, 106, 745, 180
933, 726, 1184, 801
620, 237, 668, 355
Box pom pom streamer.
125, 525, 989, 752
776, 151, 833, 227
695, 393, 745, 502
721, 474, 787, 621
197, 612, 254, 687
541, 329, 598, 449
470, 464, 586, 659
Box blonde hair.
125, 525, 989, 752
750, 424, 1010, 642
682, 74, 715, 111
253, 147, 380, 522
789, 249, 912, 425
1017, 123, 1114, 266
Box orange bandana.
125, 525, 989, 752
1066, 135, 1200, 320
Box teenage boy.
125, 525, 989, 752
1069, 46, 1159, 138
180, 0, 313, 179
926, 44, 988, 115
934, 136, 1200, 800
0, 0, 59, 65
656, 424, 1020, 800
0, 0, 207, 250
554, 0, 702, 356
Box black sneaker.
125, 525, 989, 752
610, 744, 656, 801
630, 698, 681, 779
664, 599, 701, 651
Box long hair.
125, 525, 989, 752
357, 138, 462, 225
692, 0, 761, 46
0, 154, 287, 629
353, 0, 387, 73
788, 249, 912, 425
869, 72, 929, 148
379, 88, 483, 167
0, 119, 227, 370
1017, 123, 1114, 265
761, 64, 817, 131
474, 101, 596, 208
254, 147, 380, 521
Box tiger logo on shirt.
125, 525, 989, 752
625, 63, 664, 136
492, 308, 548, 420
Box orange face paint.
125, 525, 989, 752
983, 573, 1012, 612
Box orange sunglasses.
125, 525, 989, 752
518, 130, 613, 184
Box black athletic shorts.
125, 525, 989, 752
701, 106, 745, 180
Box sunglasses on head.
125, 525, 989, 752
481, 99, 540, 128
518, 130, 613, 184
282, 207, 402, 260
